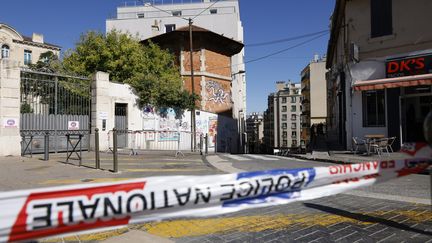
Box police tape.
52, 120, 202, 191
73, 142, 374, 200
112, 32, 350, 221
0, 143, 431, 242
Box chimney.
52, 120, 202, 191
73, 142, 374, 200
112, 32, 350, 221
276, 81, 285, 91
32, 33, 44, 44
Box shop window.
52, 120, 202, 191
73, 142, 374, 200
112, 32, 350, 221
362, 90, 386, 127
1, 45, 10, 58
24, 50, 32, 65
165, 24, 176, 33
371, 0, 392, 38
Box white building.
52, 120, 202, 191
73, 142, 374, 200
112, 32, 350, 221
106, 0, 246, 122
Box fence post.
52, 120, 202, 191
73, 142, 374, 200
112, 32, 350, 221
113, 128, 118, 173
205, 133, 208, 155
44, 131, 49, 161
95, 128, 100, 169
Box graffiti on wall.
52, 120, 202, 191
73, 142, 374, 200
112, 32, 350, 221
206, 80, 230, 104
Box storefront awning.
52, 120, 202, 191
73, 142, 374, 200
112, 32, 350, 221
353, 73, 432, 91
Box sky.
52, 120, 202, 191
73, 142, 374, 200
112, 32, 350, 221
1, 0, 335, 114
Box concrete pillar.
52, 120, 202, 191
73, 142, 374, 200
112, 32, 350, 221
0, 60, 21, 156
90, 71, 112, 151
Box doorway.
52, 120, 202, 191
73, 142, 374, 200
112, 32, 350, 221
115, 103, 128, 148
400, 89, 432, 144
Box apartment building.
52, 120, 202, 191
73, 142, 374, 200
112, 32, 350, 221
106, 0, 246, 122
300, 55, 327, 148
326, 0, 432, 150
263, 81, 302, 153
246, 112, 264, 154
0, 23, 60, 66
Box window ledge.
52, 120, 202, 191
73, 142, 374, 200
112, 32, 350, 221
368, 33, 396, 43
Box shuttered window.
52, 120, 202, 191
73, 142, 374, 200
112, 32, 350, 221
370, 0, 392, 38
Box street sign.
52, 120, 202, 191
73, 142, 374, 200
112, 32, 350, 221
68, 121, 80, 130
3, 118, 18, 128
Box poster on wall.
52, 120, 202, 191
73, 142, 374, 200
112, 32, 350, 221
3, 118, 18, 128
159, 131, 179, 141
208, 118, 218, 147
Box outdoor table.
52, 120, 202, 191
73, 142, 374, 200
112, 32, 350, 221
364, 134, 385, 155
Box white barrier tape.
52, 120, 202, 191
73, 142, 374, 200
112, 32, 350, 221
0, 143, 430, 242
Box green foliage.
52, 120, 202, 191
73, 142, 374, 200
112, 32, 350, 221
62, 30, 197, 112
28, 51, 62, 73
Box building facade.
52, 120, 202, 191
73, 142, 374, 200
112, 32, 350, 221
300, 55, 327, 149
246, 112, 263, 154
263, 81, 302, 153
0, 23, 60, 66
326, 0, 432, 150
106, 0, 246, 122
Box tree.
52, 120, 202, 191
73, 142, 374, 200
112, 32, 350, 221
62, 30, 196, 111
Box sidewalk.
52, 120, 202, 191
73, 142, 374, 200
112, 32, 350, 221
287, 150, 413, 164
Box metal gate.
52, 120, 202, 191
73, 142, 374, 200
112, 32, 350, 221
115, 103, 128, 148
20, 70, 91, 155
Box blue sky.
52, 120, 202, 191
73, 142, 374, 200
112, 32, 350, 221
1, 0, 335, 114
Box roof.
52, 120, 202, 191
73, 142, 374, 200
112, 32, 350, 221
141, 25, 244, 56
20, 35, 61, 50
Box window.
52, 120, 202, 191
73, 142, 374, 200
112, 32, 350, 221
291, 123, 297, 129
1, 45, 10, 58
282, 106, 287, 112
282, 114, 287, 121
137, 13, 145, 18
282, 140, 287, 147
210, 9, 217, 14
291, 114, 296, 120
291, 97, 296, 103
172, 11, 182, 16
362, 90, 385, 127
292, 131, 297, 139
165, 24, 176, 33
292, 140, 297, 146
24, 50, 32, 65
282, 97, 287, 103
291, 105, 296, 112
282, 123, 287, 129
370, 0, 392, 38
282, 131, 287, 138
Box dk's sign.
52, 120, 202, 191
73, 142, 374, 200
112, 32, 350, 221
386, 54, 432, 78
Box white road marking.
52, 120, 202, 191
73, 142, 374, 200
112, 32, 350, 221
244, 154, 279, 161
224, 154, 250, 161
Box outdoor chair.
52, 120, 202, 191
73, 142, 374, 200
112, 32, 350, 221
386, 136, 396, 152
370, 138, 390, 156
352, 137, 366, 154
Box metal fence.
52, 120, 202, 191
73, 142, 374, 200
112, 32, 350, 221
106, 130, 208, 155
20, 70, 91, 155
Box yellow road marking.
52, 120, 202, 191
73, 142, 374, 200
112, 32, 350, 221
139, 210, 432, 238
40, 209, 431, 241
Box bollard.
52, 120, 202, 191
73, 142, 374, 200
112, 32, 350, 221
200, 134, 203, 155
214, 134, 217, 153
205, 133, 208, 155
95, 128, 100, 169
113, 128, 118, 173
44, 131, 49, 161
423, 110, 432, 209
79, 134, 83, 166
